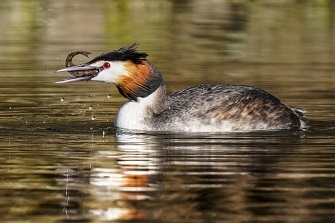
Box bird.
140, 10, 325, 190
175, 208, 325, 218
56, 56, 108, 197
55, 43, 309, 132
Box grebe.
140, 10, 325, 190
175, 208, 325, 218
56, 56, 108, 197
55, 44, 309, 132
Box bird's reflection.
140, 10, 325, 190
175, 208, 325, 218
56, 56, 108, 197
55, 131, 307, 222
88, 131, 303, 222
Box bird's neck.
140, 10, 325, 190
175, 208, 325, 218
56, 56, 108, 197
116, 60, 165, 104
136, 84, 167, 114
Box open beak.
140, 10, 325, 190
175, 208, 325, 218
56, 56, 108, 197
55, 51, 100, 83
55, 65, 100, 84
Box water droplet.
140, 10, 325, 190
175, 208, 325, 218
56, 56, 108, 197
102, 131, 106, 137
89, 94, 95, 97
9, 107, 12, 110
60, 97, 65, 102
91, 115, 96, 120
89, 105, 93, 110
107, 94, 112, 99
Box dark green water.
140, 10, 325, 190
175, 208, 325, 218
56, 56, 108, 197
0, 0, 334, 222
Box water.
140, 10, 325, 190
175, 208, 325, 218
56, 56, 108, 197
0, 0, 334, 222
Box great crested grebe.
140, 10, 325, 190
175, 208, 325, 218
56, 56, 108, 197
55, 44, 309, 132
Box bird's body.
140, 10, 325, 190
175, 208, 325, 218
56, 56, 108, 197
56, 44, 308, 133
115, 83, 308, 132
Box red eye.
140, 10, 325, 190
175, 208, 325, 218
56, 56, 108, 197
103, 62, 111, 69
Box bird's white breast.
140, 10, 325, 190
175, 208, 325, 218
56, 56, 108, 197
114, 101, 149, 130
114, 90, 162, 130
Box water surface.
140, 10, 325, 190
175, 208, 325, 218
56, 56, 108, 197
0, 0, 334, 222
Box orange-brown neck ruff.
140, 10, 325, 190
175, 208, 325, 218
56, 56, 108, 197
116, 60, 164, 101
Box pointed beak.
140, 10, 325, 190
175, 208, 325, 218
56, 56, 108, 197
55, 65, 100, 84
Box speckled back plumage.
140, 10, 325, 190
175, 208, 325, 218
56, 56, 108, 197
153, 84, 308, 132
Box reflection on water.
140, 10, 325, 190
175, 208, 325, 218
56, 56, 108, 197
0, 0, 334, 222
1, 130, 335, 222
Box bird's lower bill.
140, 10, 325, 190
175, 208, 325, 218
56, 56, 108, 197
55, 75, 95, 84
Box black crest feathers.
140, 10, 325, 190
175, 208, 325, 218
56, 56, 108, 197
88, 43, 148, 64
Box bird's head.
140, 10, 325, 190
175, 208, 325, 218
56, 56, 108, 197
55, 44, 164, 101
